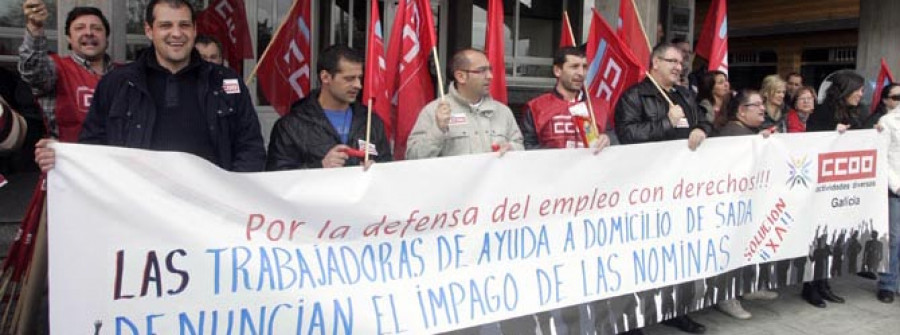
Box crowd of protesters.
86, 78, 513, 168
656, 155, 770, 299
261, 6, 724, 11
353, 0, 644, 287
1, 1, 898, 335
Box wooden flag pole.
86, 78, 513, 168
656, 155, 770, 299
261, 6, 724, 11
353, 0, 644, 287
564, 10, 602, 144
644, 71, 676, 106
563, 11, 576, 46
246, 0, 301, 83
364, 98, 373, 166
432, 47, 446, 99
629, 0, 653, 51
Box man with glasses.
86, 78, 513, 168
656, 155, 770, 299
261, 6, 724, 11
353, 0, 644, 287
406, 49, 523, 159
613, 43, 712, 335
615, 43, 712, 150
521, 46, 611, 151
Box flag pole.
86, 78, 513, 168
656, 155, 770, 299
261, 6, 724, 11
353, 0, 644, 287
432, 47, 446, 99
628, 0, 653, 50
563, 11, 576, 45
644, 71, 676, 106
246, 0, 301, 83
565, 10, 602, 144
364, 98, 373, 166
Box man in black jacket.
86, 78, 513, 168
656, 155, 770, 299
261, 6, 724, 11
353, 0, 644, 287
34, 0, 265, 173
613, 43, 712, 335
615, 43, 712, 150
266, 45, 391, 170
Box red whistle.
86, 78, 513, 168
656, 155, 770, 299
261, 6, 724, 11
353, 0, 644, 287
341, 148, 367, 158
767, 126, 778, 133
491, 143, 501, 152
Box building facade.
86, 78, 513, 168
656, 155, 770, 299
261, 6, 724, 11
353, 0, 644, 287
1, 0, 897, 137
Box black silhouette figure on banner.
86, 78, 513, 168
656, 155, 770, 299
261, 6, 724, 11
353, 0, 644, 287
590, 298, 619, 335
812, 227, 831, 280
740, 262, 757, 295
831, 229, 847, 277
94, 320, 102, 335
862, 230, 884, 275
621, 292, 642, 333
703, 274, 721, 307
659, 285, 675, 320
553, 305, 583, 335
791, 256, 808, 285
637, 288, 659, 327
497, 312, 536, 335
675, 280, 697, 315
847, 229, 863, 274
715, 268, 742, 304
757, 261, 774, 290
774, 257, 792, 288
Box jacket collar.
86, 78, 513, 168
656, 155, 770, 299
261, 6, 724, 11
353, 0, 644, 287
448, 83, 497, 117
139, 47, 204, 76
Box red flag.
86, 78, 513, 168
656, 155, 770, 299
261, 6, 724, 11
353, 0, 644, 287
363, 0, 391, 137
559, 11, 576, 48
872, 58, 895, 112
385, 0, 437, 159
695, 0, 728, 74
256, 0, 312, 116
196, 0, 254, 73
617, 0, 651, 71
586, 9, 643, 125
485, 0, 508, 104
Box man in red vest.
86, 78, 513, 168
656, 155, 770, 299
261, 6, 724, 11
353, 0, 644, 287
19, 0, 114, 143
521, 46, 611, 151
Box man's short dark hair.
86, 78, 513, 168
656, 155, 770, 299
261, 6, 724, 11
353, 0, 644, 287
195, 35, 223, 52
145, 0, 196, 25
786, 72, 803, 81
317, 45, 364, 75
553, 46, 586, 68
65, 7, 110, 37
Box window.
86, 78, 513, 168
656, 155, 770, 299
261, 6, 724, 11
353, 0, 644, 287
471, 0, 567, 85
126, 0, 208, 60
0, 0, 59, 67
328, 0, 366, 49
728, 50, 777, 90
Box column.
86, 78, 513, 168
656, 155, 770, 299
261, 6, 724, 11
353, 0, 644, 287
856, 0, 900, 104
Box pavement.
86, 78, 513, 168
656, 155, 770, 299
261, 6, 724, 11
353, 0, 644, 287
644, 275, 900, 335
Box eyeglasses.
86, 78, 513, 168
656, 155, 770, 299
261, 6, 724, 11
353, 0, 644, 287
657, 57, 681, 65
742, 102, 764, 108
462, 66, 492, 75
889, 95, 900, 102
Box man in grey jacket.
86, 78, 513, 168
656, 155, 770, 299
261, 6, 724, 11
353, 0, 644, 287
405, 49, 523, 159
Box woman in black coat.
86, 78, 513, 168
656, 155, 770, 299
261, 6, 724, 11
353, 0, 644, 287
802, 70, 865, 307
807, 70, 866, 132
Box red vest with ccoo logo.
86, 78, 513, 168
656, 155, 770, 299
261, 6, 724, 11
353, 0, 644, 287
51, 54, 102, 142
525, 92, 607, 149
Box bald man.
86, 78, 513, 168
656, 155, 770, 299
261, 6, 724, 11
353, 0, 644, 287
406, 49, 523, 159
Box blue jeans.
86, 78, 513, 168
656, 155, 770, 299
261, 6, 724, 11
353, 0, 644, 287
878, 196, 900, 292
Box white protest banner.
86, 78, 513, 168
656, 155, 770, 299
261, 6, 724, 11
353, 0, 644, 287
48, 131, 887, 334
